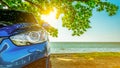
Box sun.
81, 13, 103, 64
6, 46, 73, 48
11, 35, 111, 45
41, 8, 58, 28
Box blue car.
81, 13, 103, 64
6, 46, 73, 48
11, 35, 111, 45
0, 9, 50, 68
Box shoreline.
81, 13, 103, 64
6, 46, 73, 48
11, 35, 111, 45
24, 52, 120, 68
51, 52, 120, 68
51, 52, 120, 57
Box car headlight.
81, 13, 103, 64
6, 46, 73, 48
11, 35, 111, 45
10, 30, 48, 46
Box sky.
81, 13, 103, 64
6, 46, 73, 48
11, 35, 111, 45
42, 0, 120, 42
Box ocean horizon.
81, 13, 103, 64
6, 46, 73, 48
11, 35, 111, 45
50, 42, 120, 53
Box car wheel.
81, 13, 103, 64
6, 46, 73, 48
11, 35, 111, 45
23, 56, 51, 68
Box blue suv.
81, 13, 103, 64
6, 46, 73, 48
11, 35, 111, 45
0, 9, 50, 68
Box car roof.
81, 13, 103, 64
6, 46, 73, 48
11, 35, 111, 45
0, 9, 37, 24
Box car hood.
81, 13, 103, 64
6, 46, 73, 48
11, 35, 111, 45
0, 23, 31, 36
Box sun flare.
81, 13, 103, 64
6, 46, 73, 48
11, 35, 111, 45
41, 8, 58, 28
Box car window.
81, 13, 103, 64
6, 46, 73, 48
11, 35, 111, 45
0, 10, 37, 28
0, 21, 13, 28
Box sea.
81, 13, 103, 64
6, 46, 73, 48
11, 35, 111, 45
50, 42, 120, 53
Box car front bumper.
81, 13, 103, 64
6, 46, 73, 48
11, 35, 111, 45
0, 39, 50, 68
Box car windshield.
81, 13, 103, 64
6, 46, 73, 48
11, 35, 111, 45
0, 9, 37, 28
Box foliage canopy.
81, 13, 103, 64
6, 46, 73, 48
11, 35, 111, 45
0, 0, 119, 37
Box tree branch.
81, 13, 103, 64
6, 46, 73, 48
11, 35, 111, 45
0, 0, 10, 8
25, 0, 44, 11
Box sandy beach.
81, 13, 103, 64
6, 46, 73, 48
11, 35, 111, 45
24, 52, 120, 68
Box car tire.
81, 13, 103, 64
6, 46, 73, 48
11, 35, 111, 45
23, 56, 51, 68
